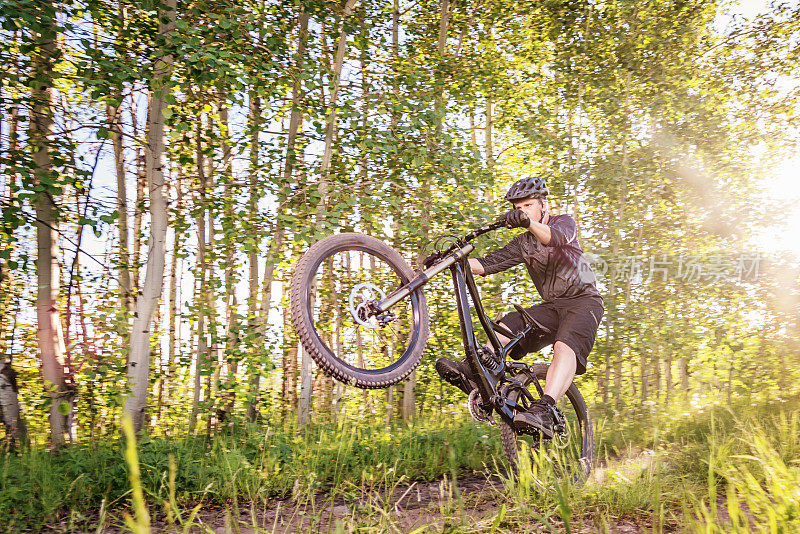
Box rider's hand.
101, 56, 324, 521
422, 251, 443, 269
501, 208, 531, 229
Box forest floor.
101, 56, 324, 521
16, 397, 797, 533
90, 470, 652, 533
84, 448, 671, 533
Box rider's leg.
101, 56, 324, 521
498, 320, 575, 400
544, 341, 577, 401
513, 300, 602, 436
497, 319, 579, 397
513, 341, 575, 438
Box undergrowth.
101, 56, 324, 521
0, 416, 499, 531
1, 396, 798, 532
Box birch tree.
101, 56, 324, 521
125, 0, 176, 432
106, 1, 132, 316
28, 0, 74, 447
0, 29, 27, 447
0, 359, 26, 446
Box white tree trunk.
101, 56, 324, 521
246, 92, 262, 422
0, 35, 26, 448
318, 0, 359, 192
131, 99, 145, 294
106, 3, 132, 314
299, 0, 358, 426
189, 122, 208, 434
218, 101, 238, 424
166, 175, 182, 395
297, 274, 314, 426
36, 149, 73, 449
385, 387, 393, 426
30, 1, 74, 447
0, 360, 26, 446
402, 369, 415, 421
485, 97, 493, 174
108, 101, 132, 312
278, 10, 308, 420
297, 341, 312, 426
124, 0, 175, 432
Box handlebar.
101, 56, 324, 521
464, 219, 507, 242
439, 219, 506, 256
376, 219, 505, 314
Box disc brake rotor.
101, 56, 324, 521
348, 282, 387, 329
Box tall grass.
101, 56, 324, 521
0, 416, 498, 531
469, 396, 800, 533
120, 415, 150, 534
682, 410, 800, 532
1, 397, 798, 532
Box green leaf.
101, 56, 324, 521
100, 211, 120, 224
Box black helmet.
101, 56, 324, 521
504, 176, 549, 203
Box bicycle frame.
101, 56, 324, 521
373, 224, 542, 428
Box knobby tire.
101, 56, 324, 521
499, 363, 594, 482
290, 233, 430, 389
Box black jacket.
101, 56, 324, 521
477, 214, 601, 302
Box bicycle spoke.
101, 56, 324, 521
307, 246, 416, 373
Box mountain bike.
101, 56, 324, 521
290, 222, 593, 478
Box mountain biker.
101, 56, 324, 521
433, 176, 604, 437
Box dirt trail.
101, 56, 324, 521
193, 473, 504, 533
50, 453, 679, 533
99, 472, 650, 533
42, 447, 723, 532
49, 470, 657, 533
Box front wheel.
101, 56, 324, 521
290, 233, 430, 389
499, 364, 594, 482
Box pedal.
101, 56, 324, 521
517, 425, 540, 437
551, 406, 569, 447
467, 389, 496, 426
552, 405, 566, 432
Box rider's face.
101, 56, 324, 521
513, 198, 545, 222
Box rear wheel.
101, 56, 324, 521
499, 364, 593, 483
290, 233, 429, 389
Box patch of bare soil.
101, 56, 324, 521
193, 472, 506, 533
52, 472, 659, 533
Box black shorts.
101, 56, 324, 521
500, 295, 604, 375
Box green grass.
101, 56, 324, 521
1, 397, 799, 532
0, 416, 500, 531
527, 397, 800, 533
